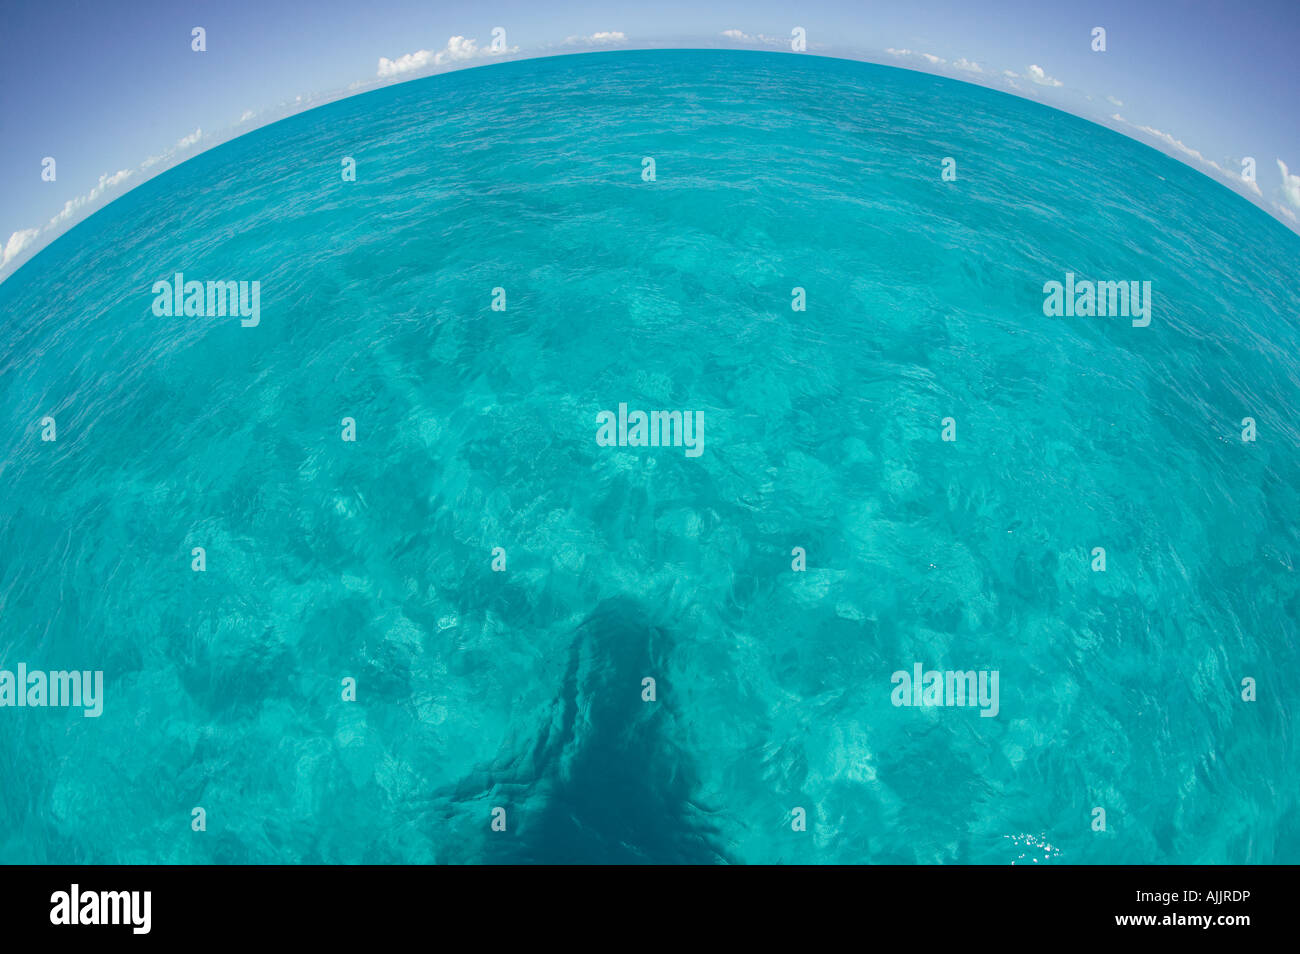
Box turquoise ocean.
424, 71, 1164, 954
1, 50, 1297, 863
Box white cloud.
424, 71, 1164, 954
884, 48, 946, 66
4, 122, 212, 275
377, 35, 508, 78
438, 35, 481, 63
952, 58, 982, 73
141, 128, 202, 170
1277, 159, 1300, 211
1238, 162, 1264, 197
378, 49, 436, 77
239, 110, 255, 123
1131, 122, 1212, 165
1277, 203, 1298, 223
2, 119, 226, 278
1, 228, 40, 268
1025, 64, 1062, 87
1106, 95, 1123, 107
1003, 69, 1019, 78
564, 31, 627, 45
1109, 115, 1263, 198
721, 29, 750, 40
45, 168, 133, 229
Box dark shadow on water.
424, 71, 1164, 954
449, 597, 728, 864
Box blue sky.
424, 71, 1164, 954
3, 0, 1298, 278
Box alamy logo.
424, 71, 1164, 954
596, 403, 704, 457
151, 272, 260, 327
890, 663, 1000, 717
0, 664, 103, 717
50, 884, 151, 934
1042, 272, 1152, 327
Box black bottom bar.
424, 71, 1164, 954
0, 864, 1276, 940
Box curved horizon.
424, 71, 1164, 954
3, 32, 1298, 285
3, 45, 1296, 866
